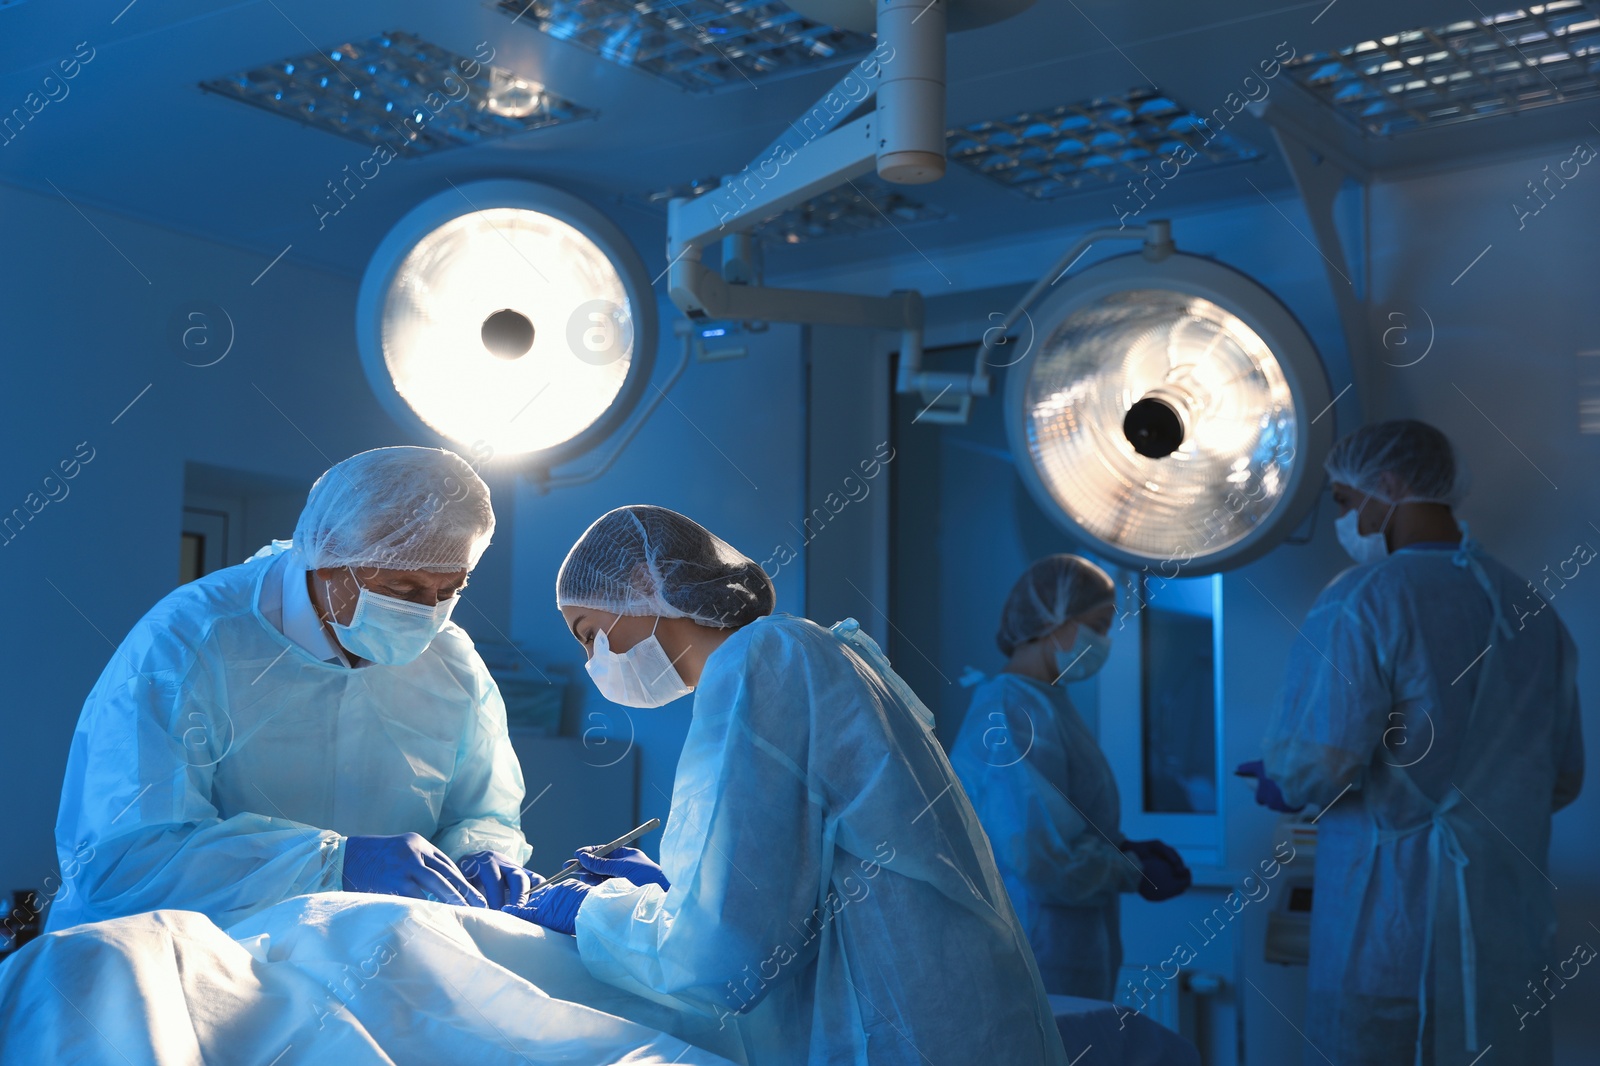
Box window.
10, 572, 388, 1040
1139, 573, 1221, 814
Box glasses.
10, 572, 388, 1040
348, 569, 468, 606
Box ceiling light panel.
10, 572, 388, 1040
201, 30, 596, 153
1283, 2, 1600, 137
638, 173, 948, 243
496, 0, 875, 92
948, 88, 1262, 200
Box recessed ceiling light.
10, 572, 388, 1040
1283, 2, 1600, 136
201, 30, 596, 153
948, 88, 1262, 201
496, 0, 875, 92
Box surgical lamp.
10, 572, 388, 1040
356, 180, 658, 467
1002, 247, 1333, 574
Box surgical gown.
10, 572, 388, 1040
948, 674, 1141, 999
574, 615, 1068, 1066
47, 544, 530, 932
1263, 542, 1583, 1066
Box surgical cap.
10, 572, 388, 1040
556, 505, 775, 628
1324, 419, 1466, 506
995, 554, 1117, 657
293, 447, 494, 573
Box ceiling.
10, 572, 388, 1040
1, 0, 1594, 287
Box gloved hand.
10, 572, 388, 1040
343, 833, 487, 907
1235, 760, 1306, 813
502, 880, 593, 936
1120, 838, 1191, 902
458, 851, 541, 910
574, 845, 671, 891
1132, 853, 1191, 902
1120, 839, 1189, 878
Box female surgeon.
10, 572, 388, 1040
505, 505, 1068, 1066
948, 555, 1191, 1000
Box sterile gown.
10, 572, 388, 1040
47, 544, 530, 932
947, 674, 1141, 999
1263, 541, 1583, 1066
574, 615, 1068, 1066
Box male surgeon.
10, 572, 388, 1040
1240, 420, 1583, 1065
48, 446, 533, 931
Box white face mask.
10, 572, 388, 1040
1053, 627, 1111, 683
586, 618, 693, 708
1335, 508, 1389, 565
329, 572, 456, 666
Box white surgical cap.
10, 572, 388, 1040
293, 446, 494, 572
996, 554, 1116, 657
556, 505, 774, 628
1324, 419, 1467, 507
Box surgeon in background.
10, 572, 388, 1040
48, 446, 533, 932
949, 555, 1191, 1000
1239, 420, 1583, 1065
506, 505, 1068, 1065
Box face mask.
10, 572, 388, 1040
329, 572, 456, 666
586, 618, 693, 708
1053, 627, 1111, 684
1335, 508, 1389, 565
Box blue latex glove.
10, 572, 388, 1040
343, 833, 487, 907
574, 845, 670, 891
1235, 760, 1306, 813
502, 879, 593, 936
458, 851, 541, 910
1132, 854, 1191, 902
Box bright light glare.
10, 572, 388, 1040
380, 207, 635, 456
1022, 290, 1297, 560
486, 71, 545, 117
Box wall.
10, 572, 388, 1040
806, 324, 893, 647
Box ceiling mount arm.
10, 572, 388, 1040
1254, 101, 1372, 430
666, 1, 970, 402
666, 112, 886, 320
961, 220, 1176, 393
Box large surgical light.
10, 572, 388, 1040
356, 180, 657, 463
1007, 252, 1332, 573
